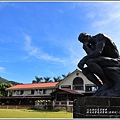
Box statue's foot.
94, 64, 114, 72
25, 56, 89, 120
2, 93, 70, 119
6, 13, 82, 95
93, 84, 120, 97
93, 84, 113, 96
104, 85, 120, 97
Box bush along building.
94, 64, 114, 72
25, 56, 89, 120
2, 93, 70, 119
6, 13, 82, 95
2, 69, 97, 111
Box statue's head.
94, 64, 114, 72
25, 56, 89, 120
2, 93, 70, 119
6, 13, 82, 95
78, 33, 91, 43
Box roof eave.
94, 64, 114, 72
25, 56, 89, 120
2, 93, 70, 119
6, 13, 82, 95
6, 86, 57, 91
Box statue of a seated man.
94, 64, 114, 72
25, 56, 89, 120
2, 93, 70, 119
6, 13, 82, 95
77, 33, 120, 96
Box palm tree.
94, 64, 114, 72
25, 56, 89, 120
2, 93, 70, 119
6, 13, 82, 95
32, 76, 43, 83
62, 72, 71, 79
53, 76, 61, 82
44, 77, 51, 83
67, 72, 71, 77
62, 74, 67, 78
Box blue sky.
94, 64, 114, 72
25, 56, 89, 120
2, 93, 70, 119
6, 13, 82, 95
0, 2, 120, 83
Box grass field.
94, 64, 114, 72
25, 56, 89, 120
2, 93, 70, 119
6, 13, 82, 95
0, 109, 73, 118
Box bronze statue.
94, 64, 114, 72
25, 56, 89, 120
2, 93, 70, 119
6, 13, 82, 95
77, 33, 120, 96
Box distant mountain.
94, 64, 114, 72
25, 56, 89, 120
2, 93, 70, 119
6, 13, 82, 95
0, 77, 22, 85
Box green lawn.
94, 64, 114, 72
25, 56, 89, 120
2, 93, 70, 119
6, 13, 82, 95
0, 109, 73, 118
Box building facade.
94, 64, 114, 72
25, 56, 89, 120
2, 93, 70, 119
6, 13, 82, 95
3, 69, 97, 110
57, 69, 97, 93
6, 82, 58, 97
6, 69, 97, 97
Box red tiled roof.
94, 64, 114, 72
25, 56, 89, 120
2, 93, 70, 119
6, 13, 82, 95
6, 82, 59, 91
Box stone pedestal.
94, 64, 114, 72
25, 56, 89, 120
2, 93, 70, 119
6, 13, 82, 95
73, 96, 120, 118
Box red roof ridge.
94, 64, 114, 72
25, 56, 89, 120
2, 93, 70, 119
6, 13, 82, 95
6, 82, 59, 90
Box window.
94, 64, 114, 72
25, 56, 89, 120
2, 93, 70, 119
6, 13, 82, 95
15, 90, 23, 95
20, 90, 23, 95
13, 90, 16, 94
61, 85, 71, 89
85, 85, 97, 92
73, 85, 84, 90
76, 72, 79, 76
31, 90, 34, 94
43, 89, 47, 94
16, 90, 19, 95
73, 77, 84, 90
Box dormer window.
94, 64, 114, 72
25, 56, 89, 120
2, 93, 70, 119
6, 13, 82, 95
76, 73, 79, 76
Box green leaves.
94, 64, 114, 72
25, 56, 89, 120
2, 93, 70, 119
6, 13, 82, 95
0, 83, 13, 96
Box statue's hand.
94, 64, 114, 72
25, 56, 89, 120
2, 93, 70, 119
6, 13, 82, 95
83, 42, 90, 50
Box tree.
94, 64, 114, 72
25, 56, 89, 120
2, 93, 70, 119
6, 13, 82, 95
32, 76, 43, 83
62, 72, 71, 79
62, 74, 67, 78
35, 76, 43, 83
0, 83, 13, 96
53, 76, 61, 82
44, 77, 51, 83
67, 72, 71, 77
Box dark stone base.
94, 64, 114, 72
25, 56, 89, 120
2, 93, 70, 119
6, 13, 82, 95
73, 96, 120, 118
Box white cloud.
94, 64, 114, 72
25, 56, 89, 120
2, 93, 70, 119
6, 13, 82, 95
23, 2, 120, 70
86, 12, 96, 19
89, 3, 120, 28
57, 9, 64, 14
24, 35, 66, 64
0, 66, 5, 72
67, 2, 120, 66
24, 35, 39, 56
88, 2, 120, 51
0, 2, 20, 10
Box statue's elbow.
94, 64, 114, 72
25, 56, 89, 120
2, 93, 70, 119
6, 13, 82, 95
77, 62, 82, 69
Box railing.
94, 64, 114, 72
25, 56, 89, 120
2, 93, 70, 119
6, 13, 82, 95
53, 100, 73, 106
35, 100, 73, 107
35, 100, 73, 112
73, 96, 120, 118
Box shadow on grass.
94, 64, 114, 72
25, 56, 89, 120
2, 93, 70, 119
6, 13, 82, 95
28, 107, 71, 113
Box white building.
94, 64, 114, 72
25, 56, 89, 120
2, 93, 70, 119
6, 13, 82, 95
6, 82, 58, 97
3, 69, 98, 110
58, 69, 97, 93
6, 69, 97, 97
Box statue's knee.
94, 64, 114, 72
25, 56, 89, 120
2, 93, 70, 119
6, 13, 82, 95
82, 68, 90, 75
